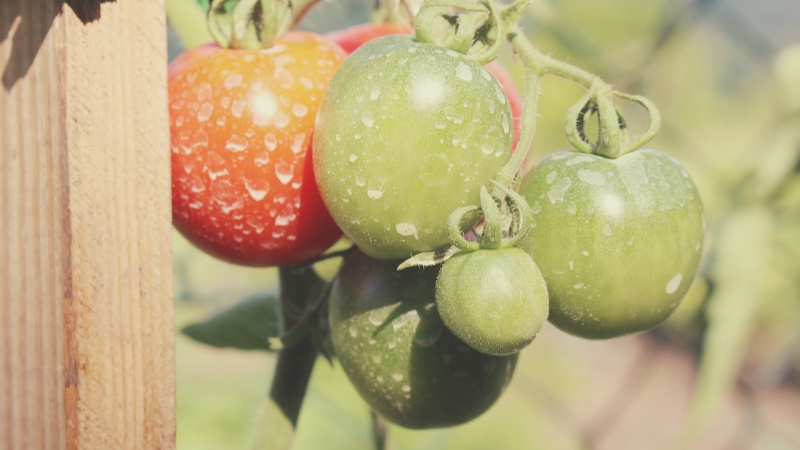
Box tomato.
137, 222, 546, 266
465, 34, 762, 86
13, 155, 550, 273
314, 35, 515, 260
169, 32, 346, 266
328, 250, 518, 428
326, 23, 523, 147
325, 22, 414, 54
435, 248, 549, 355
517, 149, 704, 339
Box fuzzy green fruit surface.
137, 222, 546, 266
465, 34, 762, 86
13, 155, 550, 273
518, 149, 704, 339
436, 248, 549, 355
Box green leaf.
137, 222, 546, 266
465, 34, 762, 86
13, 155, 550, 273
681, 207, 775, 442
181, 292, 281, 351
166, 0, 214, 49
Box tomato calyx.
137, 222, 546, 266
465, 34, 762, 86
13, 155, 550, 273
208, 0, 317, 49
564, 78, 662, 159
414, 0, 527, 64
398, 180, 532, 270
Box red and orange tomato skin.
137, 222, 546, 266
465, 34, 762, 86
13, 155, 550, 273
169, 32, 346, 266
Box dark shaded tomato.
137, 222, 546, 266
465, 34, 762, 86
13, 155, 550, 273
517, 149, 704, 339
328, 250, 518, 429
314, 35, 514, 259
326, 23, 523, 147
169, 32, 346, 266
435, 248, 549, 355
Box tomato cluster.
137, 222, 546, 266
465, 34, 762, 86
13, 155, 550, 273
171, 16, 703, 431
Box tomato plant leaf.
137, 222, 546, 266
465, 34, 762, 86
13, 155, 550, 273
682, 207, 775, 441
181, 291, 281, 351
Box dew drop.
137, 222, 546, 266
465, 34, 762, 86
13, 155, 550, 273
361, 111, 375, 128
368, 308, 390, 326
264, 133, 278, 151
290, 133, 306, 154
666, 274, 683, 294
243, 177, 270, 201
603, 224, 612, 236
370, 86, 381, 100
275, 162, 293, 184
197, 102, 213, 122
349, 154, 358, 162
229, 99, 245, 117
395, 223, 418, 238
203, 152, 228, 180
225, 134, 249, 152
254, 152, 270, 167
274, 111, 290, 128
224, 74, 242, 89
197, 83, 212, 101
292, 103, 308, 117
455, 62, 473, 81
367, 189, 383, 199
548, 177, 572, 204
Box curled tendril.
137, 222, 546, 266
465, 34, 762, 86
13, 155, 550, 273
614, 91, 662, 154
446, 205, 482, 251
414, 0, 529, 63
564, 79, 635, 159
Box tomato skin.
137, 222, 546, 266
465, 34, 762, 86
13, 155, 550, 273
314, 35, 514, 260
329, 250, 518, 429
517, 149, 704, 339
326, 23, 523, 147
436, 248, 549, 355
169, 32, 346, 266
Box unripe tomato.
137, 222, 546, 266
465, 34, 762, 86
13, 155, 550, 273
314, 35, 514, 259
170, 32, 345, 266
326, 23, 523, 147
436, 248, 549, 355
517, 149, 704, 339
328, 250, 518, 429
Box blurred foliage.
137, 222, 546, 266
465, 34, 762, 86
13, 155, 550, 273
170, 0, 800, 448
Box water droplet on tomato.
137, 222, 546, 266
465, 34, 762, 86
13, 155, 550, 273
203, 152, 228, 180
666, 274, 682, 294
455, 62, 473, 81
292, 103, 308, 118
225, 135, 249, 152
231, 100, 246, 118
361, 111, 375, 127
264, 133, 277, 151
243, 177, 269, 201
275, 162, 293, 184
198, 83, 212, 101
290, 133, 305, 154
224, 74, 242, 89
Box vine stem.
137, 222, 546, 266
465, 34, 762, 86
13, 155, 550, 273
253, 266, 326, 449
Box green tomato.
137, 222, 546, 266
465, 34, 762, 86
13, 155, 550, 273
328, 250, 518, 429
314, 36, 514, 259
436, 248, 549, 355
517, 149, 704, 339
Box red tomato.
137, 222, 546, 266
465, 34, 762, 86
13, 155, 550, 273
169, 32, 346, 266
326, 23, 523, 147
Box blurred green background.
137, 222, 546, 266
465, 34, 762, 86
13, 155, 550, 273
169, 0, 800, 448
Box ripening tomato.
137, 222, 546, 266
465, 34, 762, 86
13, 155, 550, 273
517, 149, 704, 339
314, 35, 515, 260
170, 32, 346, 266
329, 250, 518, 428
326, 23, 523, 147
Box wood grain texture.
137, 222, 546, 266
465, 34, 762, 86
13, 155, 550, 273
1, 1, 175, 449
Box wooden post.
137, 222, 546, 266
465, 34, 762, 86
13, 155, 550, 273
1, 1, 175, 449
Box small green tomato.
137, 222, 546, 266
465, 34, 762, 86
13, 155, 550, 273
436, 247, 549, 355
